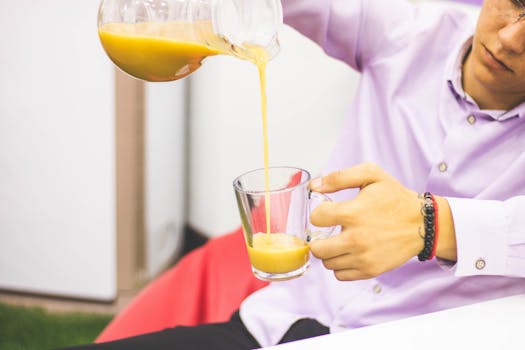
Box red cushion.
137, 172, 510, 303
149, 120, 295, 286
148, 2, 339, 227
96, 227, 268, 343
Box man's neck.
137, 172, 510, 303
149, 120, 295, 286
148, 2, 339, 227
462, 52, 524, 111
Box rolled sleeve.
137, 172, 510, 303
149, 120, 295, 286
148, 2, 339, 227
282, 0, 414, 71
447, 196, 525, 277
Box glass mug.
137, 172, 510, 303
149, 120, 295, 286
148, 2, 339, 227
97, 0, 283, 82
233, 166, 336, 282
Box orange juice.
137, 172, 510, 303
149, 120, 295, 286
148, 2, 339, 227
98, 22, 221, 81
256, 60, 272, 235
247, 233, 310, 274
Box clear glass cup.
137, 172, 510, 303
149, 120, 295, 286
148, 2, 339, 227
97, 0, 282, 81
233, 166, 336, 282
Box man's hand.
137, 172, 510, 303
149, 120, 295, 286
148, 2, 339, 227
308, 163, 455, 281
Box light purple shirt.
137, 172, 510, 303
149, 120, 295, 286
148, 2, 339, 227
240, 0, 525, 347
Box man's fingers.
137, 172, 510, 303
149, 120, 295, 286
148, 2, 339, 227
321, 253, 353, 270
333, 269, 370, 281
310, 242, 377, 281
310, 162, 389, 193
309, 233, 348, 260
310, 201, 347, 227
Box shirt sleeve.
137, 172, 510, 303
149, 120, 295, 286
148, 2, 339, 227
281, 0, 415, 71
447, 196, 525, 277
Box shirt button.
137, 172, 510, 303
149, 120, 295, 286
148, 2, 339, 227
467, 115, 477, 125
475, 258, 486, 270
438, 162, 448, 172
372, 284, 382, 294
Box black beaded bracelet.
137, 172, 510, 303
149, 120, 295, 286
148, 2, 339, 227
418, 192, 436, 262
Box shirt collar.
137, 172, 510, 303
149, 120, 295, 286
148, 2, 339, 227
446, 37, 525, 121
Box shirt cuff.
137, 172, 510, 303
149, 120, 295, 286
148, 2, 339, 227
446, 197, 508, 276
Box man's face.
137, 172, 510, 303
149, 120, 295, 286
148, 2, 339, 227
467, 0, 525, 98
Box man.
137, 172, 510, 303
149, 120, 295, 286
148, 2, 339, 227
62, 0, 525, 348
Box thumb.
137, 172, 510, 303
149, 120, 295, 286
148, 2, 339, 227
310, 163, 389, 193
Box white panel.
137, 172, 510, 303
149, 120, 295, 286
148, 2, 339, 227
189, 26, 360, 237
144, 81, 187, 278
266, 294, 525, 350
0, 1, 116, 300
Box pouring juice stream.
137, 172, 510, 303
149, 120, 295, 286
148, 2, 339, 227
256, 61, 271, 236
99, 21, 274, 234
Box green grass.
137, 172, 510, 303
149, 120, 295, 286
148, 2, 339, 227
0, 302, 113, 350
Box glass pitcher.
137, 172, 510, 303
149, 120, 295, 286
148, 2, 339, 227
97, 0, 283, 82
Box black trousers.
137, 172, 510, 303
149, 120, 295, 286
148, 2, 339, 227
56, 311, 329, 350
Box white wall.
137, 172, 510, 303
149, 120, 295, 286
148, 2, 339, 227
188, 26, 360, 237
144, 82, 187, 278
0, 1, 190, 299
0, 1, 116, 300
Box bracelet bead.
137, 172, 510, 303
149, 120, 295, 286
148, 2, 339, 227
418, 192, 438, 262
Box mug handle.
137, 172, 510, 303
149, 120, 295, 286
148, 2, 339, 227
306, 190, 339, 243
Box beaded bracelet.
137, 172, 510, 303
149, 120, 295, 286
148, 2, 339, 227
417, 192, 438, 261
